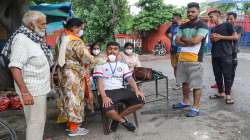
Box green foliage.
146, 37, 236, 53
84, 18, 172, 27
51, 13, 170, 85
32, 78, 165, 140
200, 2, 250, 15
133, 0, 174, 36
72, 0, 129, 44
174, 6, 187, 18
32, 0, 130, 44
200, 2, 236, 14
243, 3, 250, 14
115, 9, 134, 34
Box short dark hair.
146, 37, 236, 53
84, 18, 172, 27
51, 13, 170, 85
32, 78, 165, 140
63, 18, 83, 29
107, 41, 120, 49
124, 42, 134, 49
227, 12, 237, 19
187, 2, 200, 10
173, 13, 182, 18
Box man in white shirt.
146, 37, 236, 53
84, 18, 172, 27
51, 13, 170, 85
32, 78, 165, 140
5, 11, 52, 140
93, 41, 144, 132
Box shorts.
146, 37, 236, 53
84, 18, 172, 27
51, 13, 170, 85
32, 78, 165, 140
176, 62, 204, 89
170, 54, 179, 68
103, 88, 144, 112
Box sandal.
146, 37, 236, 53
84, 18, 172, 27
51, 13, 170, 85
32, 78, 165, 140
225, 98, 234, 104
186, 108, 200, 117
209, 94, 225, 99
172, 102, 190, 109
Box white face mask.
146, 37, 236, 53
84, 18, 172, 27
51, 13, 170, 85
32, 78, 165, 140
92, 49, 100, 56
125, 49, 133, 55
34, 25, 46, 37
77, 30, 84, 37
108, 54, 116, 62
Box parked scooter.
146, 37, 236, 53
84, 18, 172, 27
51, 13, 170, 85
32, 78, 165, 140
154, 40, 167, 56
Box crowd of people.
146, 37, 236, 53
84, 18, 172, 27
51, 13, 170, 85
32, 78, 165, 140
2, 9, 144, 139
0, 1, 243, 140
167, 2, 242, 118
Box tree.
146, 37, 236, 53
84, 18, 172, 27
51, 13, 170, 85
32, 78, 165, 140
200, 2, 236, 14
32, 0, 130, 43
243, 3, 250, 14
72, 0, 129, 44
115, 7, 134, 34
133, 0, 174, 37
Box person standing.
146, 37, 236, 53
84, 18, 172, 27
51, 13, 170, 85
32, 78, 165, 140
173, 2, 208, 117
226, 12, 243, 88
166, 13, 182, 90
58, 18, 95, 136
3, 11, 53, 140
208, 10, 238, 104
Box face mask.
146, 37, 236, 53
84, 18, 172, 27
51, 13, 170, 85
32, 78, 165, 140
77, 30, 84, 37
92, 49, 100, 56
34, 25, 46, 37
125, 49, 133, 55
108, 54, 116, 62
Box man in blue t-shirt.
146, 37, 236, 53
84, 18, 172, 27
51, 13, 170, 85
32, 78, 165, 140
166, 13, 182, 90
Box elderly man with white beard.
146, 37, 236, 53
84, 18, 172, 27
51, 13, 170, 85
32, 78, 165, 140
2, 11, 53, 140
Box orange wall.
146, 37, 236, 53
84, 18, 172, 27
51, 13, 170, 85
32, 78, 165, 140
142, 23, 171, 53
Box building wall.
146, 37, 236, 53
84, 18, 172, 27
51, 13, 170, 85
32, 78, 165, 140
142, 23, 171, 53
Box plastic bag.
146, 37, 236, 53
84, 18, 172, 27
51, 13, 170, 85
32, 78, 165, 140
9, 95, 23, 110
0, 96, 10, 112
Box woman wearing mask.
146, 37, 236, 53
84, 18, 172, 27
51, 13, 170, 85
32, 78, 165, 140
90, 42, 107, 65
121, 42, 141, 70
57, 18, 94, 136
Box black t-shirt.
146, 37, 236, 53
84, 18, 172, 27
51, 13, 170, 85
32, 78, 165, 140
233, 25, 243, 53
211, 22, 236, 58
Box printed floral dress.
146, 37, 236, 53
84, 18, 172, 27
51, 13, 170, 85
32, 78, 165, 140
62, 39, 94, 123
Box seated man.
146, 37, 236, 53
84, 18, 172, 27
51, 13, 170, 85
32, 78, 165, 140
93, 41, 145, 132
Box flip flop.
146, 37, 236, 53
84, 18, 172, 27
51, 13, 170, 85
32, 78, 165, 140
186, 108, 200, 117
209, 94, 225, 99
172, 102, 190, 109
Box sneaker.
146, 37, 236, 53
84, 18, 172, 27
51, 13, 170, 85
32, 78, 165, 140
121, 119, 136, 132
65, 127, 89, 132
67, 128, 89, 137
172, 84, 182, 90
186, 108, 200, 117
110, 120, 119, 132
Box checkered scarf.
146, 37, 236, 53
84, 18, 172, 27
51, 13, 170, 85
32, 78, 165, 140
1, 25, 54, 66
